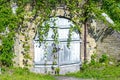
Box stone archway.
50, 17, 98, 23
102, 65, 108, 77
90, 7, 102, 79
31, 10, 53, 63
13, 6, 72, 68
32, 17, 81, 74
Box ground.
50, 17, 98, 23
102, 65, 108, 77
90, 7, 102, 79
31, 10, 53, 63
55, 76, 91, 80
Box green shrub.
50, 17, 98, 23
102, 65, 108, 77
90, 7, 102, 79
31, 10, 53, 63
99, 54, 109, 63
55, 67, 60, 75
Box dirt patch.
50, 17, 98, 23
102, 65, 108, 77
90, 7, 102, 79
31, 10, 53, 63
55, 76, 92, 80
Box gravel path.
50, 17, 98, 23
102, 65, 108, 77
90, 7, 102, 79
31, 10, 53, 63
55, 76, 92, 80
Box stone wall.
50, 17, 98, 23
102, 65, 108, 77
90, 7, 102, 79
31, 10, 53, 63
97, 31, 120, 60
80, 24, 97, 62
87, 20, 120, 60
14, 22, 36, 68
13, 5, 120, 70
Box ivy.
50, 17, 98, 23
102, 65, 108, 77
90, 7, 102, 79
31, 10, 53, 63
0, 32, 15, 67
101, 0, 120, 31
0, 0, 119, 69
0, 1, 18, 67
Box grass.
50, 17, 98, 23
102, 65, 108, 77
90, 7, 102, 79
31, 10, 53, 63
0, 54, 120, 80
0, 67, 55, 80
0, 66, 120, 80
66, 65, 120, 80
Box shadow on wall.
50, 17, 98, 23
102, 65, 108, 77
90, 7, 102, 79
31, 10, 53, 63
88, 21, 114, 42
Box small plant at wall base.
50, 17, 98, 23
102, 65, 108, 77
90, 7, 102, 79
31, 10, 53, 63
99, 53, 109, 64
81, 53, 114, 71
55, 67, 60, 75
90, 53, 97, 65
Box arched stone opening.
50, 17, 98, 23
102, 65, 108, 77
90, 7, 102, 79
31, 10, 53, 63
32, 17, 82, 74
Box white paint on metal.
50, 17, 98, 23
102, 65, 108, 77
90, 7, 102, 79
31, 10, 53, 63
34, 17, 81, 65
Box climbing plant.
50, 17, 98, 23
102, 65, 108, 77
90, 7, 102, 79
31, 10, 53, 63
0, 0, 18, 67
0, 0, 120, 68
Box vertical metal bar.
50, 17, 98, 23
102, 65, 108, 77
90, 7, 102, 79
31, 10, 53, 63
58, 47, 60, 67
84, 22, 87, 61
80, 42, 82, 63
83, 0, 89, 62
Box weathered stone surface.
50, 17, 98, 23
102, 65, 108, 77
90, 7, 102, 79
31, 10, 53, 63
13, 6, 120, 74
97, 31, 120, 59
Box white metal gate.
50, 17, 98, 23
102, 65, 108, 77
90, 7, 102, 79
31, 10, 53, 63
34, 17, 81, 67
